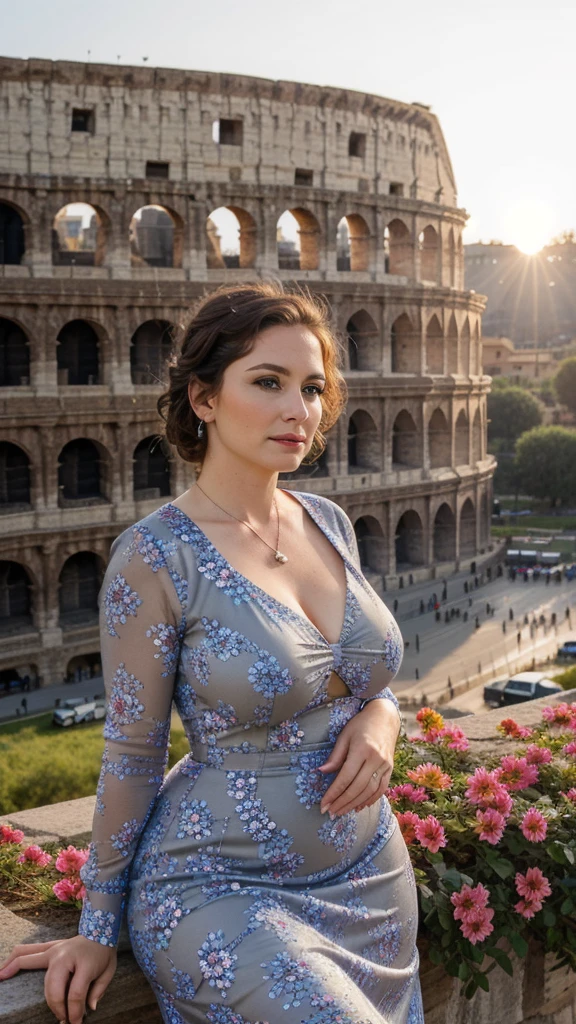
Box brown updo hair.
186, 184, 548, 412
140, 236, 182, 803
157, 281, 347, 471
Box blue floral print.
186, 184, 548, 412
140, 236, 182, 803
110, 817, 140, 857
176, 798, 214, 841
146, 621, 181, 676
247, 650, 293, 698
103, 664, 145, 740
260, 950, 314, 1009
317, 812, 358, 854
104, 572, 142, 636
198, 929, 238, 997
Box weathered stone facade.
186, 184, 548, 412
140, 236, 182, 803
0, 57, 494, 687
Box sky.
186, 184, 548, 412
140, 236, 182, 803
3, 0, 575, 254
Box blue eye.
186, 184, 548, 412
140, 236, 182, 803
254, 377, 324, 395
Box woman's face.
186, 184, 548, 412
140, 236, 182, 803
197, 324, 326, 472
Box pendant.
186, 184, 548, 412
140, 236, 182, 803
275, 551, 289, 564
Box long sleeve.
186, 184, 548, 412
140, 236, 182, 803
77, 526, 185, 947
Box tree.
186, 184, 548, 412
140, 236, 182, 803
554, 358, 576, 416
515, 426, 576, 506
487, 386, 544, 444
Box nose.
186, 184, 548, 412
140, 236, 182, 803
281, 386, 311, 423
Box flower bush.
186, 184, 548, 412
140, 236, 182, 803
0, 826, 88, 912
389, 704, 576, 998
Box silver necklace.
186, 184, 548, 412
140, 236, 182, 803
193, 481, 289, 564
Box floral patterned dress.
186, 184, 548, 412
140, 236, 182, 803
78, 490, 424, 1024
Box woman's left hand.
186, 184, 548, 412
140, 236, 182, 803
318, 699, 401, 818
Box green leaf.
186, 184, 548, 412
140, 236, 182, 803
438, 907, 454, 931
509, 932, 529, 958
561, 897, 574, 915
477, 972, 490, 992
543, 908, 557, 926
458, 961, 472, 981
428, 947, 444, 966
564, 848, 575, 865
490, 949, 514, 976
546, 842, 568, 864
465, 978, 478, 999
442, 868, 464, 888
470, 944, 485, 964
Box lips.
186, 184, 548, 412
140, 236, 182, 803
270, 436, 306, 447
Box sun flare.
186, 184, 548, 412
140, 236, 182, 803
502, 198, 556, 257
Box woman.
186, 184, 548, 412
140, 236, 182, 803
0, 282, 423, 1024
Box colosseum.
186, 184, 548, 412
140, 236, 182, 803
0, 56, 494, 689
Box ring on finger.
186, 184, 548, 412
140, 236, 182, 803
372, 769, 380, 780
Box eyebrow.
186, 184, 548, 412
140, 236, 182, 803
245, 362, 326, 382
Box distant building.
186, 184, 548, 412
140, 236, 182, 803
482, 336, 557, 381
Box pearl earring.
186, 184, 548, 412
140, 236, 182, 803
197, 420, 205, 438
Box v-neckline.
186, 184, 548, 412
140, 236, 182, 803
162, 489, 354, 649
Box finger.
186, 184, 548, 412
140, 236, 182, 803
67, 971, 95, 1024
318, 733, 349, 773
363, 778, 390, 810
87, 957, 117, 1011
0, 941, 60, 972
0, 951, 52, 979
321, 756, 365, 812
45, 960, 74, 1024
328, 762, 379, 816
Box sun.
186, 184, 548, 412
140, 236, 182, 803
502, 198, 555, 257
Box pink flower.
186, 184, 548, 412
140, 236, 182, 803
406, 762, 453, 791
560, 788, 576, 802
0, 824, 24, 845
414, 814, 447, 853
495, 755, 539, 791
497, 718, 533, 739
515, 866, 552, 903
395, 810, 421, 844
520, 807, 548, 842
52, 877, 86, 902
437, 726, 470, 752
16, 844, 53, 867
524, 745, 553, 765
459, 906, 495, 944
465, 767, 513, 815
542, 703, 576, 729
562, 740, 576, 757
474, 807, 506, 845
514, 896, 542, 919
387, 783, 428, 804
54, 845, 89, 875
450, 882, 491, 919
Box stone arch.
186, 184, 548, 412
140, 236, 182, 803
279, 444, 330, 482
130, 320, 176, 385
65, 652, 102, 683
52, 202, 108, 267
472, 408, 482, 463
472, 320, 481, 375
447, 227, 456, 287
337, 214, 370, 272
385, 219, 412, 276
346, 310, 379, 371
57, 439, 110, 506
277, 209, 320, 271
0, 202, 26, 265
0, 663, 39, 694
0, 560, 33, 634
428, 408, 451, 468
426, 314, 443, 374
354, 515, 388, 573
0, 442, 31, 507
0, 317, 30, 386
58, 551, 105, 627
454, 410, 469, 466
130, 205, 182, 268
460, 498, 476, 557
419, 225, 439, 282
133, 435, 172, 500
460, 317, 471, 375
56, 320, 100, 386
395, 510, 424, 568
391, 313, 419, 373
480, 491, 489, 545
206, 206, 257, 269
433, 503, 456, 562
446, 313, 458, 374
392, 410, 421, 468
347, 410, 379, 472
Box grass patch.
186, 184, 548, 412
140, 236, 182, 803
0, 712, 190, 815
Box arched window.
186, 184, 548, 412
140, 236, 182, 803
395, 510, 424, 568
447, 227, 456, 287
56, 320, 100, 385
276, 209, 320, 271
0, 318, 30, 386
347, 411, 379, 472
337, 215, 370, 272
346, 310, 379, 371
425, 315, 444, 374
52, 203, 105, 267
428, 408, 451, 468
354, 516, 387, 574
386, 219, 412, 276
392, 411, 421, 468
130, 320, 175, 385
0, 561, 33, 633
206, 206, 257, 268
390, 314, 418, 374
133, 436, 172, 499
446, 314, 459, 374
0, 443, 31, 507
472, 408, 482, 463
0, 203, 25, 265
433, 503, 456, 562
59, 552, 103, 626
419, 225, 439, 282
454, 411, 469, 466
130, 206, 180, 268
460, 499, 476, 557
58, 439, 106, 505
460, 318, 471, 375
278, 443, 330, 481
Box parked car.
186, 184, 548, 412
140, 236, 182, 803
557, 641, 576, 662
52, 696, 106, 727
483, 672, 563, 709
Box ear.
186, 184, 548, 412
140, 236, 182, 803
187, 378, 215, 423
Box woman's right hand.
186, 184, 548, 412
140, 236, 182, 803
0, 934, 117, 1023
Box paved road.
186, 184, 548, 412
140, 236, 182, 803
0, 677, 104, 724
